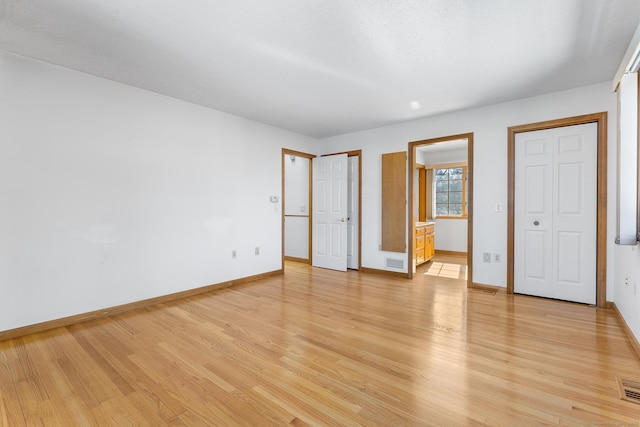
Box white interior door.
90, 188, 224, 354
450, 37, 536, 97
514, 123, 597, 304
347, 156, 359, 269
312, 154, 348, 271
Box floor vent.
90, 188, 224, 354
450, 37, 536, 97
617, 377, 640, 404
470, 287, 497, 295
385, 258, 404, 269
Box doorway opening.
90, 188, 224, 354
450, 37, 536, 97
282, 149, 361, 272
408, 133, 474, 285
282, 149, 315, 265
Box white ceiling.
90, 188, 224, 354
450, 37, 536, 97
1, 1, 639, 138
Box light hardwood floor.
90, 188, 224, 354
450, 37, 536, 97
1, 255, 639, 426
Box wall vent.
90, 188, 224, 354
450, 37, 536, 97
617, 377, 640, 405
385, 258, 404, 269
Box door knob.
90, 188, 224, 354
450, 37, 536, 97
533, 221, 540, 226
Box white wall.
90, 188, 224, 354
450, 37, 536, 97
318, 82, 617, 297
0, 51, 316, 332
4, 50, 637, 347
612, 74, 640, 341
614, 246, 640, 340
284, 155, 310, 259
434, 220, 467, 253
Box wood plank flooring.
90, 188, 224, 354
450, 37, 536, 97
1, 255, 640, 426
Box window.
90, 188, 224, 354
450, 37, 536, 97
434, 166, 467, 217
615, 71, 639, 244
613, 28, 640, 244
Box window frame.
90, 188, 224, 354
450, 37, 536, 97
428, 161, 468, 219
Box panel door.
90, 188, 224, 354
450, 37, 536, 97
312, 154, 348, 271
347, 156, 359, 269
514, 123, 597, 304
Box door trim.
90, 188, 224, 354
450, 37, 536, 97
282, 148, 315, 266
507, 112, 608, 307
408, 133, 474, 285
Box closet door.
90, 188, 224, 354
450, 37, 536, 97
514, 123, 597, 304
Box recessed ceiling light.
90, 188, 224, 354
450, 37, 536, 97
410, 101, 421, 110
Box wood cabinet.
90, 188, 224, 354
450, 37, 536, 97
415, 222, 435, 266
381, 152, 407, 252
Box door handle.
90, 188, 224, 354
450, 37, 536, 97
533, 221, 540, 226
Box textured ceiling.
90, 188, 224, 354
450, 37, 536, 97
1, 0, 639, 138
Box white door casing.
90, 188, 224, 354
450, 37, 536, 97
347, 156, 359, 269
514, 123, 597, 304
312, 154, 348, 271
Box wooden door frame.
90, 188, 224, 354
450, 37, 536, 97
507, 112, 608, 307
282, 149, 315, 266
408, 133, 474, 285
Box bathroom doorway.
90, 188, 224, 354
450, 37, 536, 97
408, 133, 474, 285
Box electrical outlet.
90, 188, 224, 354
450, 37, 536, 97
232, 250, 237, 259
483, 252, 491, 263
494, 254, 501, 263
255, 247, 260, 255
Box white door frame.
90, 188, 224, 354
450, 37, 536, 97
507, 112, 608, 307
